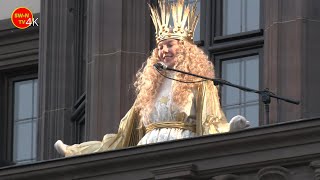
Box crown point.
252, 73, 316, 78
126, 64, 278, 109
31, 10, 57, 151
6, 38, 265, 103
149, 0, 199, 44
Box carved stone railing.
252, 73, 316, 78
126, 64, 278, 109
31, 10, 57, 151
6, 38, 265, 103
1, 117, 320, 180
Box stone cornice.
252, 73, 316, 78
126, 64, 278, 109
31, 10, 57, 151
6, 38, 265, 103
1, 117, 320, 179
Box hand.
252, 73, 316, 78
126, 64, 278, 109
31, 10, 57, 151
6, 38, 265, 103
54, 140, 67, 156
229, 115, 250, 132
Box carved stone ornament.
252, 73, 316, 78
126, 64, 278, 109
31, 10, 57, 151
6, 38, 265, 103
150, 163, 197, 180
257, 166, 291, 180
310, 160, 320, 180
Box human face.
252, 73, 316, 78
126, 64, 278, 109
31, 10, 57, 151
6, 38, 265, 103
157, 39, 180, 68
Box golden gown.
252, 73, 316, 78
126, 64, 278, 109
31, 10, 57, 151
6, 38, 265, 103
65, 80, 230, 156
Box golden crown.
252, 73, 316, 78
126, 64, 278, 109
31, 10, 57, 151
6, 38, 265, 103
148, 0, 199, 44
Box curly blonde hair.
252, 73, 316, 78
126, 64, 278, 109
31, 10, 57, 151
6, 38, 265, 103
134, 40, 215, 123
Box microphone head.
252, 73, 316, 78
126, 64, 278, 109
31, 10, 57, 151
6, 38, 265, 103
153, 63, 160, 70
153, 63, 162, 71
158, 62, 168, 70
153, 62, 168, 70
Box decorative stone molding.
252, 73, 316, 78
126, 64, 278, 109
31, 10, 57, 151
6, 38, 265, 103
310, 160, 320, 180
211, 174, 239, 180
1, 117, 320, 179
150, 163, 197, 180
257, 166, 291, 180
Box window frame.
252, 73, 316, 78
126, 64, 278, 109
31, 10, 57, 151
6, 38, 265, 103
208, 0, 264, 126
220, 0, 261, 36
212, 0, 263, 39
71, 93, 86, 143
71, 0, 87, 143
213, 49, 264, 126
11, 77, 38, 164
0, 66, 38, 165
209, 0, 264, 54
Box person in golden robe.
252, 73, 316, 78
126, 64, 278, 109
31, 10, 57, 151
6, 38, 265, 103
54, 0, 250, 157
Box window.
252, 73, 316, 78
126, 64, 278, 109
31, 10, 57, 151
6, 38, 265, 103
221, 55, 259, 127
13, 79, 38, 164
71, 0, 87, 143
0, 67, 38, 166
0, 0, 40, 166
222, 0, 260, 35
210, 0, 263, 126
72, 94, 86, 143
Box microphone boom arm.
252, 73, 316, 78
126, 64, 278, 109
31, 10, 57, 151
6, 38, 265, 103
159, 64, 300, 124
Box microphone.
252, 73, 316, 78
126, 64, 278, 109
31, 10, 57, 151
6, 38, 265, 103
153, 62, 168, 70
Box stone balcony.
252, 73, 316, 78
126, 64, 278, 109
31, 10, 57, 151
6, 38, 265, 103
1, 117, 320, 180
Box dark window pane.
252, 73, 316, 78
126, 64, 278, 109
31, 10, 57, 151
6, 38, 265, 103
13, 79, 38, 164
245, 103, 259, 127
14, 80, 33, 120
32, 119, 37, 159
223, 0, 260, 35
33, 80, 38, 118
221, 55, 259, 127
245, 0, 260, 32
13, 121, 33, 162
221, 59, 241, 106
80, 121, 86, 142
244, 56, 259, 102
223, 0, 242, 35
224, 107, 241, 121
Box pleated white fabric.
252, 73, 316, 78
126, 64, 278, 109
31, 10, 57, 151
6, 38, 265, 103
138, 75, 197, 145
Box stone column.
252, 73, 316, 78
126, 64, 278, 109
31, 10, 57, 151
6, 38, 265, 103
38, 0, 77, 159
263, 0, 320, 124
85, 0, 151, 140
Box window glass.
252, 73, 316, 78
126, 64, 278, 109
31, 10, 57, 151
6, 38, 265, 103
221, 55, 259, 127
223, 0, 260, 35
14, 80, 33, 119
13, 79, 38, 164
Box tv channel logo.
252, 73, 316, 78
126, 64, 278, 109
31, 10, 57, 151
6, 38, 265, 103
11, 7, 39, 29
